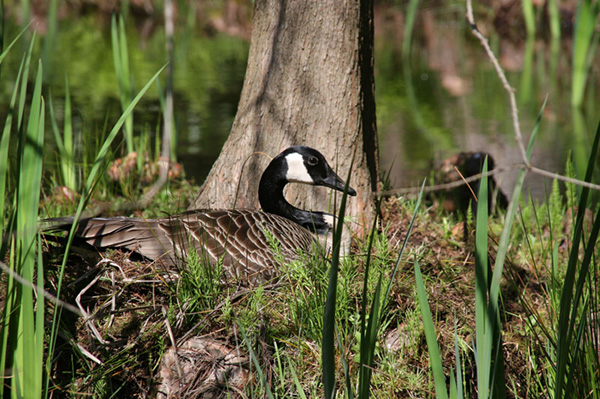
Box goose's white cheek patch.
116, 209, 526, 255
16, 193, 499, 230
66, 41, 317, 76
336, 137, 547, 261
285, 153, 313, 184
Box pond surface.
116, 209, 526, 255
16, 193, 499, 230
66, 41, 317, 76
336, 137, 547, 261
2, 3, 599, 200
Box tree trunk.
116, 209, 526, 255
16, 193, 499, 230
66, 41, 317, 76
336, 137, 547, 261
192, 0, 378, 236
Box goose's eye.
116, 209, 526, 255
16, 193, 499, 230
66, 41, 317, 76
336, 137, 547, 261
307, 156, 318, 166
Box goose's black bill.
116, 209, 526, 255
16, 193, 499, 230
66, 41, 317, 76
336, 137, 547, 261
321, 172, 357, 196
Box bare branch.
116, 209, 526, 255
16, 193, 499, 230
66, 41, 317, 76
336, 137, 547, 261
375, 166, 516, 197
529, 166, 600, 191
465, 0, 529, 166
376, 164, 600, 198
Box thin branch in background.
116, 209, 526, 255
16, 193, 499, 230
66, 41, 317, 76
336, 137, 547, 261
379, 166, 600, 197
375, 166, 514, 196
529, 166, 600, 191
465, 0, 529, 166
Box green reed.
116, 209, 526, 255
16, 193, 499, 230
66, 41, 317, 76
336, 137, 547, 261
49, 77, 76, 192
111, 14, 136, 158
0, 48, 45, 399
571, 0, 599, 107
553, 119, 600, 399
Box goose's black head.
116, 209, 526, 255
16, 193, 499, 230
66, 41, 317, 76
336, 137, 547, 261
258, 146, 356, 232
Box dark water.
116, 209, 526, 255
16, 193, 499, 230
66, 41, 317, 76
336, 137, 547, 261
2, 5, 599, 200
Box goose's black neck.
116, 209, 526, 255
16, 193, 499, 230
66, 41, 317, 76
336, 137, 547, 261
258, 157, 332, 235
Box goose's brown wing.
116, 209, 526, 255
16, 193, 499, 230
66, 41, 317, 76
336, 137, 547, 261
47, 210, 316, 284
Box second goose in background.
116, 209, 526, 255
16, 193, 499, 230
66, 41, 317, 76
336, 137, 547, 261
46, 146, 356, 285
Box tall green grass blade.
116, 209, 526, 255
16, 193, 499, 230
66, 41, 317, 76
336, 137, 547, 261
358, 274, 382, 399
490, 97, 545, 302
41, 0, 59, 80
0, 23, 31, 66
571, 107, 590, 181
415, 258, 448, 399
521, 0, 536, 37
357, 193, 383, 398
335, 323, 354, 399
273, 341, 286, 395
111, 14, 134, 154
454, 322, 464, 399
34, 236, 45, 398
547, 0, 561, 40
0, 53, 27, 242
62, 76, 75, 190
571, 0, 599, 107
322, 156, 354, 399
449, 374, 457, 399
48, 92, 64, 154
402, 0, 420, 60
356, 180, 423, 399
288, 358, 309, 399
564, 194, 600, 397
519, 38, 534, 104
239, 325, 274, 399
11, 59, 45, 399
554, 119, 600, 399
474, 156, 507, 399
0, 0, 4, 82
49, 77, 76, 191
385, 180, 424, 302
0, 35, 34, 399
479, 100, 546, 399
321, 240, 340, 397
118, 15, 133, 151
474, 158, 491, 399
17, 31, 35, 132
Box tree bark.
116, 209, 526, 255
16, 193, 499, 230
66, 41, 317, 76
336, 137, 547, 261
192, 0, 378, 236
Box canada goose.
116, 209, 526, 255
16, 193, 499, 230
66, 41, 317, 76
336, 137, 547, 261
46, 146, 356, 285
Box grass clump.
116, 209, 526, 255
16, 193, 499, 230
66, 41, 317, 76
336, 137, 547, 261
177, 248, 224, 313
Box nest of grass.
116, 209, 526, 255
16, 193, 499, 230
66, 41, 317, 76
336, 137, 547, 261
157, 336, 249, 399
45, 244, 252, 398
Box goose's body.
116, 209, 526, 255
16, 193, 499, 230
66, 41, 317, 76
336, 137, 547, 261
46, 146, 356, 285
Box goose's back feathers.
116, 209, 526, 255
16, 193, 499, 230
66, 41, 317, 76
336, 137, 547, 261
52, 209, 317, 285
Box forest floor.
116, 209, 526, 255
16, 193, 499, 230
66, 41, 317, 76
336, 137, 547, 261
39, 168, 572, 398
